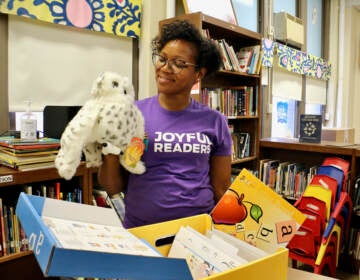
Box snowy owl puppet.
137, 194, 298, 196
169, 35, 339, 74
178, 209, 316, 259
55, 71, 146, 180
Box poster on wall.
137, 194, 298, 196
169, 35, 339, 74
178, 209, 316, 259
182, 0, 237, 25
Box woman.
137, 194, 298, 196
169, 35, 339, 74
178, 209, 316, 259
98, 19, 232, 228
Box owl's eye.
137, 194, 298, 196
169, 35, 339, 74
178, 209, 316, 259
124, 90, 127, 95
112, 81, 119, 88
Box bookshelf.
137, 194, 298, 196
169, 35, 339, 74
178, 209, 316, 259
0, 163, 92, 279
159, 12, 262, 173
259, 138, 355, 189
259, 137, 360, 273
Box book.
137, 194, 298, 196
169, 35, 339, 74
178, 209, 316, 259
237, 132, 250, 159
17, 161, 56, 171
218, 39, 233, 71
205, 228, 268, 262
0, 146, 58, 156
0, 137, 60, 150
275, 161, 290, 194
246, 45, 261, 74
0, 198, 5, 256
236, 47, 254, 73
0, 151, 56, 169
7, 206, 15, 254
266, 160, 280, 190
211, 168, 306, 253
231, 133, 239, 161
2, 205, 10, 255
168, 226, 247, 278
299, 114, 322, 143
42, 215, 161, 257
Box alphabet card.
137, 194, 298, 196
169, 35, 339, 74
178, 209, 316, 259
211, 169, 306, 253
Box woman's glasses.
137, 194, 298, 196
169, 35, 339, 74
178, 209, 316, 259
152, 53, 198, 74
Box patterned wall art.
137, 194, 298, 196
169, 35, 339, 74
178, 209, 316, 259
0, 0, 142, 39
261, 38, 331, 81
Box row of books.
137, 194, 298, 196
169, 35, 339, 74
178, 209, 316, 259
24, 182, 83, 203
202, 28, 262, 75
0, 182, 83, 257
200, 86, 258, 117
0, 137, 60, 171
259, 159, 318, 199
0, 198, 28, 257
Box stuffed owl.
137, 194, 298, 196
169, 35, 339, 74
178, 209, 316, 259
55, 71, 146, 180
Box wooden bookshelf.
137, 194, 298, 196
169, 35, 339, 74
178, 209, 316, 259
0, 251, 45, 279
0, 163, 91, 204
259, 137, 360, 273
260, 137, 356, 189
160, 12, 262, 172
0, 162, 93, 279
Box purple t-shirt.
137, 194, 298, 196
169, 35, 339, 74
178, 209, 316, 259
123, 96, 232, 228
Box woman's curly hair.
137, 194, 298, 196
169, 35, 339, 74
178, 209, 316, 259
151, 20, 222, 77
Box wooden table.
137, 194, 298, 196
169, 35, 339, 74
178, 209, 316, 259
288, 268, 338, 279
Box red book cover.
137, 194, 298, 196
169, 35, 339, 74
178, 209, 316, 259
55, 182, 61, 200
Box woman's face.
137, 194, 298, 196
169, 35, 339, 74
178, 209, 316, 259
155, 39, 203, 97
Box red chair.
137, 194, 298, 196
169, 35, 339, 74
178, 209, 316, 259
322, 157, 350, 182
289, 223, 340, 277
322, 157, 349, 193
310, 174, 338, 210
288, 185, 340, 277
322, 191, 352, 248
317, 166, 344, 202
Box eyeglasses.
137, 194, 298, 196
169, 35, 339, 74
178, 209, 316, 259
152, 53, 198, 74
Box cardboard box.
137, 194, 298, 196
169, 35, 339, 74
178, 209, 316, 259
321, 128, 355, 144
274, 12, 304, 48
16, 193, 289, 279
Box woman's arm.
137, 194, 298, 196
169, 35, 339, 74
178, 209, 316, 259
210, 155, 232, 202
97, 154, 128, 195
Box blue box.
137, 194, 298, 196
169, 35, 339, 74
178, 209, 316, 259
15, 193, 192, 279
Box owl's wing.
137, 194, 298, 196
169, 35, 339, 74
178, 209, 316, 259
55, 100, 100, 179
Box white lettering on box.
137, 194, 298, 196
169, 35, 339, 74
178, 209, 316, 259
28, 231, 44, 255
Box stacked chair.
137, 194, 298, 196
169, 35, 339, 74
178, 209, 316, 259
287, 157, 353, 277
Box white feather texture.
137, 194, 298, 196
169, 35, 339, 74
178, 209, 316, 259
55, 71, 145, 180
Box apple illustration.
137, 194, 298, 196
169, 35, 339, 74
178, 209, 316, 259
211, 189, 263, 225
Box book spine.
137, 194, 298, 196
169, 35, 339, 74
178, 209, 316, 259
0, 198, 4, 256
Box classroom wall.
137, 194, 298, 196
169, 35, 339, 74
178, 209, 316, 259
137, 0, 168, 100
0, 14, 9, 134
348, 7, 360, 142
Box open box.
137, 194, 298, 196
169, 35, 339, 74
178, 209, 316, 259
16, 192, 289, 279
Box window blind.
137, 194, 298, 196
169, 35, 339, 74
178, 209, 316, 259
272, 64, 302, 101
305, 77, 327, 105
8, 15, 133, 112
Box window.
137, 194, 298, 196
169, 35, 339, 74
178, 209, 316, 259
270, 0, 325, 138
305, 0, 323, 117
270, 0, 298, 138
232, 0, 259, 32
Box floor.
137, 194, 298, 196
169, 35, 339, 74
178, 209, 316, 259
335, 269, 359, 280
295, 265, 359, 280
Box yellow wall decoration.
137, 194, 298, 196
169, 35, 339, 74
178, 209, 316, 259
0, 0, 142, 39
261, 38, 331, 81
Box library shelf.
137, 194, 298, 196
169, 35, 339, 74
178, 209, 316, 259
160, 12, 262, 172
259, 137, 360, 274
0, 162, 94, 279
